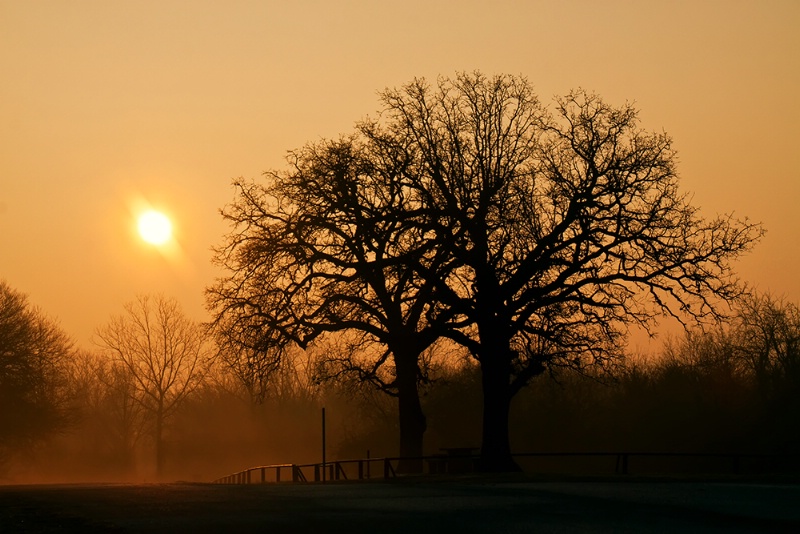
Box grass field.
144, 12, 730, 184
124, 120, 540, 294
2, 477, 799, 533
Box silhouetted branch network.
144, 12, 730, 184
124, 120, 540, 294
207, 72, 762, 471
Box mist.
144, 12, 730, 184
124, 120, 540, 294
3, 309, 798, 484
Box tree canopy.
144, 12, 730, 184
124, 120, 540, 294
208, 72, 763, 471
0, 280, 72, 456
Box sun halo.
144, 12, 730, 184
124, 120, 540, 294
138, 210, 173, 245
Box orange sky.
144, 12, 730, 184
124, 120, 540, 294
1, 0, 798, 351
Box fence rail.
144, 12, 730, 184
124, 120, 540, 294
212, 451, 799, 485
212, 457, 396, 484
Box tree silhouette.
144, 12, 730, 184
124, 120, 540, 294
0, 280, 72, 457
209, 72, 762, 472
735, 293, 800, 396
361, 73, 763, 470
95, 294, 212, 476
61, 349, 145, 474
208, 139, 461, 472
733, 293, 800, 447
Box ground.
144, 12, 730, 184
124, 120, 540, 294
1, 477, 799, 533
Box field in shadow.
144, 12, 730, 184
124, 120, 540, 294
2, 477, 799, 533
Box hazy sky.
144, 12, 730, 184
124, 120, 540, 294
1, 0, 798, 350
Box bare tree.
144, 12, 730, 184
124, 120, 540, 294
63, 349, 145, 473
95, 294, 212, 476
735, 293, 800, 403
208, 139, 460, 472
362, 72, 763, 470
209, 72, 762, 472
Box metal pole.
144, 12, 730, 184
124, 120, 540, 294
322, 407, 327, 483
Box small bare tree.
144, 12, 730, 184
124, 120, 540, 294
735, 293, 800, 401
95, 295, 211, 476
64, 350, 145, 473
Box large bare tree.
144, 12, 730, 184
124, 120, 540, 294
208, 139, 460, 472
209, 72, 762, 472
366, 73, 763, 470
95, 294, 211, 476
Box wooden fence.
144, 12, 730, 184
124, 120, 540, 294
213, 457, 394, 484
212, 451, 799, 484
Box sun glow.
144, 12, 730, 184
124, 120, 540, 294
138, 210, 173, 245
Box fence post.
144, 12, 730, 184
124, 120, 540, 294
616, 453, 629, 475
261, 467, 266, 483
293, 465, 300, 483
336, 462, 347, 480
314, 465, 320, 482
276, 466, 281, 483
322, 407, 326, 483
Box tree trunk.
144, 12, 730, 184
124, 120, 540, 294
155, 404, 165, 478
477, 331, 521, 472
394, 348, 426, 474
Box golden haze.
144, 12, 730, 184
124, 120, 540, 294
0, 0, 797, 351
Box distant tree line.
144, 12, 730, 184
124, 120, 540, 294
1, 279, 798, 481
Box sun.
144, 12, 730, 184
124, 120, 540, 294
138, 210, 172, 245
